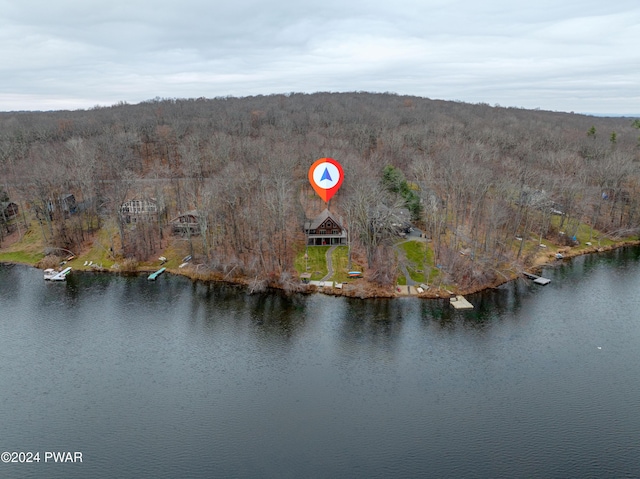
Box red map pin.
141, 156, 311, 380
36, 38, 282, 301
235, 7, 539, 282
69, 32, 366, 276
309, 158, 344, 203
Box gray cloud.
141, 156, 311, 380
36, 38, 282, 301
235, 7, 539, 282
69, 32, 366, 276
1, 0, 638, 113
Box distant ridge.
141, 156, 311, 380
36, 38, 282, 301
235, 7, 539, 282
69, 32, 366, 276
581, 113, 640, 118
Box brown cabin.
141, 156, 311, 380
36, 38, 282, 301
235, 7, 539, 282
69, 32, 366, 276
46, 194, 77, 218
304, 209, 347, 246
1, 201, 19, 222
170, 210, 201, 235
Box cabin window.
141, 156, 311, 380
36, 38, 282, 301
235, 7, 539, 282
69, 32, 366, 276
333, 229, 339, 235
319, 229, 326, 234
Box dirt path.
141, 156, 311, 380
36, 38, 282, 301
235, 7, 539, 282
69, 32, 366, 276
320, 245, 337, 282
397, 260, 417, 286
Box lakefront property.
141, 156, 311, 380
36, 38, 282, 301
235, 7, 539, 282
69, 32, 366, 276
1, 93, 639, 297
304, 209, 347, 246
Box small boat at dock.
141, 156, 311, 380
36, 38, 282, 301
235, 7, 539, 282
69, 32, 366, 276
44, 266, 72, 281
148, 267, 166, 281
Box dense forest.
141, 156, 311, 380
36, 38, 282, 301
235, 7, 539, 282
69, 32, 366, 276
1, 92, 639, 292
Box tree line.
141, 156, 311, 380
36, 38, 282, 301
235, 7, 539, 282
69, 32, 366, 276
1, 92, 639, 290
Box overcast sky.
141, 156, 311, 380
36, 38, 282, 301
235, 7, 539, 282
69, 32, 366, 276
1, 0, 638, 114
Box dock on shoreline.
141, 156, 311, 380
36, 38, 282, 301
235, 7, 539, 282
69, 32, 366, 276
450, 295, 474, 309
522, 272, 551, 285
148, 267, 166, 280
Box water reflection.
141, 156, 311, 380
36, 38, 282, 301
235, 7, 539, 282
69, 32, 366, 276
244, 291, 307, 339
0, 263, 21, 301
335, 298, 417, 362
462, 280, 531, 325
2, 248, 640, 479
184, 281, 309, 340
546, 245, 640, 283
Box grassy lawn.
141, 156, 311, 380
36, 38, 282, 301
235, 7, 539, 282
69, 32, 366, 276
550, 215, 629, 247
76, 227, 118, 269
397, 240, 440, 285
294, 245, 365, 283
0, 220, 197, 272
80, 224, 198, 271
0, 250, 45, 264
331, 246, 364, 283
159, 238, 192, 270
518, 217, 622, 260
294, 245, 329, 280
0, 224, 45, 264
572, 221, 617, 248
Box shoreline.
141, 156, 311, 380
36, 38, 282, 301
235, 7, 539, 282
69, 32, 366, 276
451, 239, 640, 297
3, 239, 639, 299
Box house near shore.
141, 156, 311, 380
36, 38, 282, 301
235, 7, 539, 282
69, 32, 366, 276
304, 209, 347, 246
390, 207, 413, 235
47, 193, 78, 218
371, 204, 413, 237
120, 198, 161, 224
170, 210, 201, 235
1, 201, 19, 222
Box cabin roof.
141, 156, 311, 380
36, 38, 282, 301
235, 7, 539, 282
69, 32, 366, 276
122, 197, 157, 204
304, 208, 345, 230
169, 210, 200, 222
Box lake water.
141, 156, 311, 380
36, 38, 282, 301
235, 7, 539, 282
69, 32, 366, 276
2, 248, 640, 478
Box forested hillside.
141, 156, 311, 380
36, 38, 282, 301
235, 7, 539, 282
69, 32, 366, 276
1, 92, 639, 292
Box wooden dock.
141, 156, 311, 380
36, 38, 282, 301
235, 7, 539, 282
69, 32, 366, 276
450, 295, 474, 310
523, 272, 551, 285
